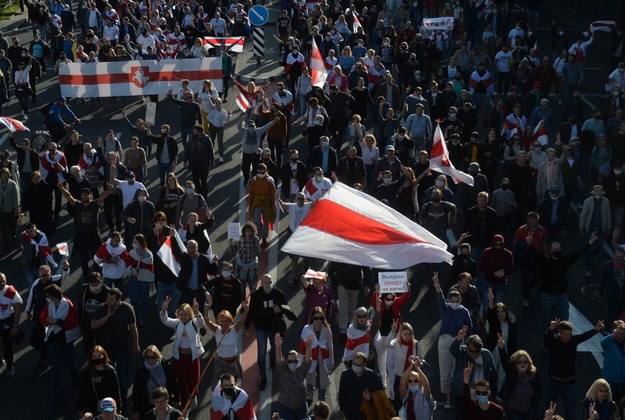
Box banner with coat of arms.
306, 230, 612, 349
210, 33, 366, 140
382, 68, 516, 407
58, 58, 223, 98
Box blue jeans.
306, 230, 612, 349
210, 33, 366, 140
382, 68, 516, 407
546, 379, 576, 420
111, 347, 131, 403
483, 281, 507, 316
47, 340, 79, 401
104, 277, 123, 290
158, 162, 175, 187
180, 126, 194, 163
584, 228, 603, 276
156, 282, 180, 318
128, 279, 151, 324
541, 292, 569, 331
255, 329, 276, 380
278, 402, 308, 420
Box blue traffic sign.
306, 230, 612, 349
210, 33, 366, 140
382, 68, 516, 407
248, 5, 269, 26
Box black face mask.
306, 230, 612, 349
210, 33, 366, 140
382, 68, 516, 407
502, 185, 509, 190
223, 388, 236, 398
551, 251, 562, 259
93, 358, 105, 365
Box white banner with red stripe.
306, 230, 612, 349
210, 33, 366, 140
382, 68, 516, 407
203, 36, 244, 53
59, 59, 223, 98
282, 182, 452, 269
422, 17, 455, 32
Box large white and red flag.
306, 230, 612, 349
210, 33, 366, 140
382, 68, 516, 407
59, 59, 223, 98
310, 37, 327, 88
157, 229, 187, 276
429, 124, 475, 186
0, 117, 29, 132
282, 182, 452, 269
533, 120, 548, 146
211, 386, 256, 420
202, 36, 244, 53
588, 20, 616, 35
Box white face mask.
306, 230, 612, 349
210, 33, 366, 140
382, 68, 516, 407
321, 140, 329, 148
221, 270, 231, 278
352, 364, 364, 374
383, 177, 392, 185
315, 175, 323, 182
46, 297, 53, 303
449, 302, 461, 310
615, 170, 623, 175
288, 363, 298, 372
138, 196, 147, 203
263, 284, 273, 293
314, 119, 323, 126
132, 243, 140, 250
186, 188, 194, 195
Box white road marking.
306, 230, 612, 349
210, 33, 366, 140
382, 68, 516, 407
568, 303, 604, 367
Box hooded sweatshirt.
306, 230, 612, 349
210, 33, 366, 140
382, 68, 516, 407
478, 234, 515, 285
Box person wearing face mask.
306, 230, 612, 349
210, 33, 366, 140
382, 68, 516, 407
145, 123, 178, 187
513, 212, 547, 307
210, 373, 256, 419
247, 162, 277, 244
419, 187, 456, 244
303, 166, 333, 202
125, 234, 153, 329
245, 274, 289, 391
478, 234, 514, 314
461, 363, 503, 420
284, 46, 305, 93
239, 115, 279, 185
397, 357, 434, 419
77, 345, 122, 417
496, 348, 542, 420
77, 273, 109, 357
93, 231, 129, 290
432, 271, 472, 410
204, 260, 242, 319
579, 185, 612, 279
451, 330, 498, 419
131, 347, 180, 420
598, 247, 625, 326
338, 350, 389, 420
40, 284, 80, 408
298, 307, 333, 405
275, 330, 313, 419
205, 301, 249, 389
538, 185, 568, 242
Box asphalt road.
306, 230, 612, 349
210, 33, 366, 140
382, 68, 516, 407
0, 4, 615, 420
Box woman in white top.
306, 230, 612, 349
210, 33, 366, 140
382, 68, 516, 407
14, 58, 32, 120
295, 67, 313, 117
197, 80, 219, 132
204, 299, 249, 388
190, 38, 206, 58
159, 297, 205, 411
385, 320, 421, 412
360, 133, 380, 193
127, 233, 154, 329
175, 79, 194, 101
299, 306, 334, 402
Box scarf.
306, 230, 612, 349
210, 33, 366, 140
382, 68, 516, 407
21, 230, 57, 268
401, 338, 415, 372
145, 360, 167, 399
78, 152, 104, 175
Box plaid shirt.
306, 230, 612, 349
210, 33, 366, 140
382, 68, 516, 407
233, 235, 260, 264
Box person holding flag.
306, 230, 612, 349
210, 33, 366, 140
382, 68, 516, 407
429, 124, 475, 187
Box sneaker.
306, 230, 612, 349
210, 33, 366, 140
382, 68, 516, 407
444, 395, 452, 410
6, 365, 15, 376
522, 299, 530, 307
259, 377, 267, 390
22, 113, 28, 120
217, 156, 224, 164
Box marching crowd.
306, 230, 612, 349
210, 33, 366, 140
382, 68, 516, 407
0, 0, 625, 420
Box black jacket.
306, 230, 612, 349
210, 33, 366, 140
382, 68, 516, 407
9, 136, 39, 172
77, 364, 122, 414
337, 155, 366, 187
306, 146, 338, 175
132, 360, 180, 416
279, 160, 307, 197
497, 346, 541, 409
245, 287, 288, 333
463, 205, 497, 247
148, 134, 179, 165
171, 234, 218, 292
538, 196, 568, 227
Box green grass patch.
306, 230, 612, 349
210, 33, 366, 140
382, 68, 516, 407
0, 1, 20, 21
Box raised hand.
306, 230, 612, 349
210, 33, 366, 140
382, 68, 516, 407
391, 318, 399, 333
549, 318, 560, 331
456, 325, 468, 341
192, 298, 200, 313
488, 287, 494, 302
497, 332, 505, 349
594, 320, 604, 331
463, 362, 473, 384
162, 296, 171, 312
544, 401, 556, 420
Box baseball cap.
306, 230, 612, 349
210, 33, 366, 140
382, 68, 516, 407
126, 170, 135, 178
100, 398, 117, 413
58, 96, 67, 102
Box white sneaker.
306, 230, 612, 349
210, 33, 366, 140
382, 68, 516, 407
22, 113, 28, 120
217, 156, 224, 163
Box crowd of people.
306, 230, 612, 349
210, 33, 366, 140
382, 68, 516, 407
0, 0, 624, 419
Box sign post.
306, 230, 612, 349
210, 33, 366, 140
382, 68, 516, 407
249, 5, 269, 67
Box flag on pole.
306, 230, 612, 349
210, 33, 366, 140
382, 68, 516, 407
157, 229, 186, 276
310, 37, 327, 88
533, 120, 548, 146
352, 12, 363, 33
282, 182, 453, 269
0, 117, 29, 132
235, 92, 250, 112
588, 20, 616, 35
429, 124, 475, 186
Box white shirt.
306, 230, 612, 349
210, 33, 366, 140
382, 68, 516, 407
0, 285, 23, 321
285, 202, 312, 231
117, 180, 146, 209
210, 17, 227, 34
103, 23, 119, 41
495, 50, 513, 72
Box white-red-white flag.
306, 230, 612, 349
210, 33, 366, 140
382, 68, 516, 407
310, 37, 327, 88
352, 12, 363, 33
202, 36, 244, 53
0, 117, 29, 132
429, 124, 475, 186
157, 229, 186, 275
282, 182, 452, 269
235, 92, 250, 112
588, 20, 616, 34
533, 120, 548, 146
211, 386, 256, 420
304, 268, 328, 279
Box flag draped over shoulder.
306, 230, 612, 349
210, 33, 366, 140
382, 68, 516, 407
282, 182, 453, 269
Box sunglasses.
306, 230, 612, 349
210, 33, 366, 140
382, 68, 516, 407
467, 348, 480, 355
145, 355, 158, 360
494, 243, 503, 247
475, 390, 489, 396
313, 316, 325, 321
287, 360, 298, 364
356, 314, 367, 319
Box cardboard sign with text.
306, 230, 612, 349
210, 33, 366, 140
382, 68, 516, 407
378, 271, 408, 294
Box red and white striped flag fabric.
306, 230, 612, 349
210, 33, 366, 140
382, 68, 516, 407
343, 321, 372, 362
352, 12, 363, 33
298, 324, 330, 373
310, 37, 327, 88
211, 386, 256, 420
0, 117, 29, 132
59, 59, 223, 98
533, 120, 548, 146
157, 229, 186, 276
282, 182, 452, 269
430, 124, 475, 186
589, 20, 616, 34
303, 268, 327, 279
235, 92, 250, 112
202, 36, 244, 53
